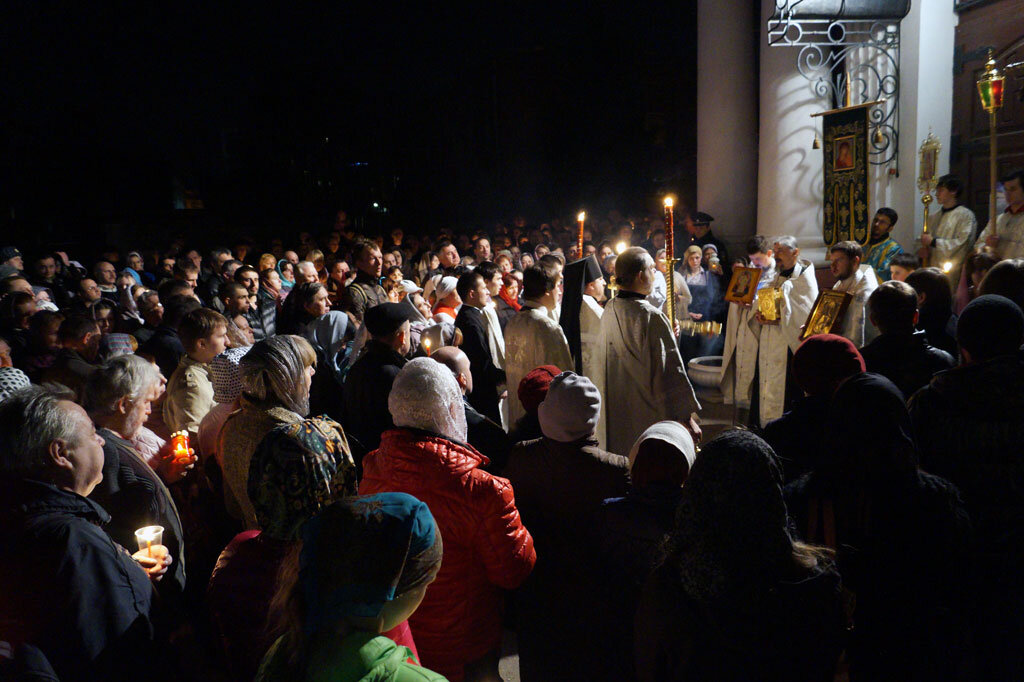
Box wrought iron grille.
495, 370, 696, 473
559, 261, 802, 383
768, 1, 905, 168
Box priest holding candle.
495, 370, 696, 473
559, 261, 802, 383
594, 246, 701, 456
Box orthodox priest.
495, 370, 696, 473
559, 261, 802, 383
720, 236, 778, 424
559, 255, 606, 377
505, 261, 574, 426
594, 247, 701, 456
722, 236, 818, 427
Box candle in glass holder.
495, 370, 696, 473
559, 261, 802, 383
170, 430, 190, 463
134, 525, 164, 558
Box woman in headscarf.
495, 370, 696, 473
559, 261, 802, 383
360, 359, 536, 682
785, 374, 973, 680
218, 336, 317, 527
636, 430, 844, 682
598, 421, 697, 681
255, 493, 445, 681
278, 282, 352, 402
276, 258, 296, 293
494, 272, 521, 331
762, 334, 865, 483
678, 244, 724, 363
209, 416, 370, 682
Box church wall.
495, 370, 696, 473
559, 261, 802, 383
752, 0, 957, 264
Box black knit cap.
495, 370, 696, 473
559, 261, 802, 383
365, 302, 411, 338
956, 294, 1024, 360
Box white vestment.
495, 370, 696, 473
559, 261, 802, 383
974, 209, 1024, 261
720, 264, 778, 411
925, 205, 977, 286
755, 260, 818, 426
482, 302, 508, 429
504, 301, 574, 426
833, 264, 878, 347
580, 294, 604, 379
594, 294, 701, 457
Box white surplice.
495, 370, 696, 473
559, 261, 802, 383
504, 301, 574, 427
594, 293, 701, 457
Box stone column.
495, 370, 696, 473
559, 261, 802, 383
697, 0, 759, 261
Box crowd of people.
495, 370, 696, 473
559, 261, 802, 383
0, 178, 1023, 681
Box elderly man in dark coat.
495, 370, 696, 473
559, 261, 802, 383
0, 386, 170, 681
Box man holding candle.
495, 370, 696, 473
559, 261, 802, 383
85, 354, 189, 597
0, 385, 172, 681
595, 247, 701, 456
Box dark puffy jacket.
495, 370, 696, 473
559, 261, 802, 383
360, 428, 536, 682
859, 331, 954, 400
0, 478, 160, 682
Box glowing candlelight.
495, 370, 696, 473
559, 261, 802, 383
577, 211, 586, 260
942, 261, 953, 273
423, 337, 432, 356
170, 430, 190, 462
615, 241, 628, 255
663, 196, 676, 324
135, 525, 164, 558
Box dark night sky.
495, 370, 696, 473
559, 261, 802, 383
2, 2, 698, 246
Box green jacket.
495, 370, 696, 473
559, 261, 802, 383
256, 631, 448, 682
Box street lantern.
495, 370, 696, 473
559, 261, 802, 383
978, 51, 1006, 243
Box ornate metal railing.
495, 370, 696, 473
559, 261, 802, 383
768, 1, 907, 168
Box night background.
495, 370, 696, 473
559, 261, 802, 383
2, 2, 701, 250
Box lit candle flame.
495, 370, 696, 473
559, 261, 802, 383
942, 261, 953, 273
423, 337, 432, 355
663, 196, 674, 209
615, 241, 628, 254
577, 211, 586, 223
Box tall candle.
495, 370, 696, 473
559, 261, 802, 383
663, 196, 676, 329
663, 197, 674, 260
577, 211, 586, 260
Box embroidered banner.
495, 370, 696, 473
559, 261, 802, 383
822, 106, 870, 247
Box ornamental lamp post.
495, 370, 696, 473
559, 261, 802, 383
977, 51, 1005, 239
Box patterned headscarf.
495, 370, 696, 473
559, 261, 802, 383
210, 346, 249, 404
666, 430, 793, 604
247, 416, 357, 541
299, 492, 443, 634
0, 367, 31, 404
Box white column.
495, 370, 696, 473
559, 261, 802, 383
880, 0, 957, 252
755, 0, 830, 263
697, 0, 758, 261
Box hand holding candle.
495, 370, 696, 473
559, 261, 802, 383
156, 432, 196, 483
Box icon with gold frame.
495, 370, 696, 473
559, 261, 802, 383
723, 266, 761, 305
757, 287, 782, 321
800, 289, 853, 340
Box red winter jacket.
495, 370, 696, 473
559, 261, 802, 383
360, 428, 536, 682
